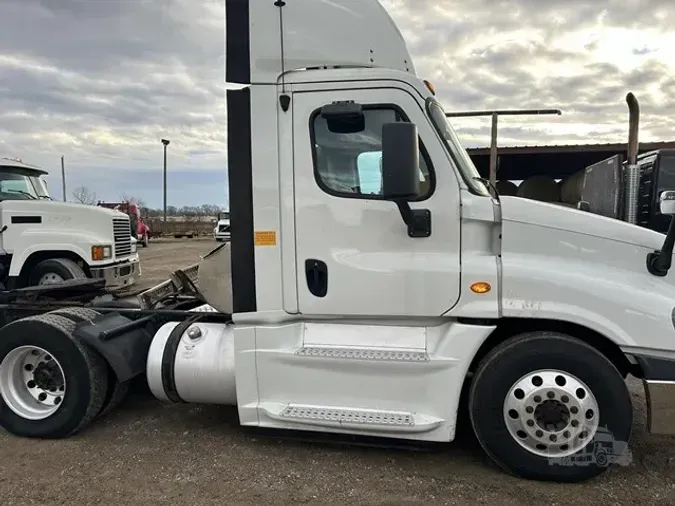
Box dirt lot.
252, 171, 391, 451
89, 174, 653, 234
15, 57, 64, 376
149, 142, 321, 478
135, 237, 218, 290
1, 239, 675, 505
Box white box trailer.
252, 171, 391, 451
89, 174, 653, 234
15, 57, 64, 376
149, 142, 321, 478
0, 0, 674, 484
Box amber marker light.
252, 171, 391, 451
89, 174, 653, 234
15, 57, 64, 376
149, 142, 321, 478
470, 282, 491, 294
424, 80, 436, 95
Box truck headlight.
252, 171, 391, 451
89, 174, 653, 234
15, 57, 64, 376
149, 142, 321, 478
131, 241, 137, 254
91, 245, 112, 261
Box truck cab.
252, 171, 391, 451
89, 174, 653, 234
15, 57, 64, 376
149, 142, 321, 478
3, 0, 675, 485
213, 211, 230, 242
97, 201, 151, 248
0, 158, 141, 289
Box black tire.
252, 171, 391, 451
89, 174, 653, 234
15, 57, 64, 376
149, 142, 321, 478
28, 258, 87, 286
0, 314, 108, 438
142, 235, 149, 248
468, 331, 632, 483
49, 307, 131, 419
97, 380, 131, 419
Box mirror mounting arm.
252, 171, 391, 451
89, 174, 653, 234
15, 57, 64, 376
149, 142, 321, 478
394, 200, 431, 238
647, 215, 675, 276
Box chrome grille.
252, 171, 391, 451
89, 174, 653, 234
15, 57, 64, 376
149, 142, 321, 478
113, 217, 132, 257
218, 224, 230, 233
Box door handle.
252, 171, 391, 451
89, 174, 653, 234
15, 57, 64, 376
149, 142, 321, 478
305, 259, 328, 298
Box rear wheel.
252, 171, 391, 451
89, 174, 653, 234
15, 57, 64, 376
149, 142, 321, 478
468, 331, 632, 483
0, 314, 108, 438
28, 258, 87, 287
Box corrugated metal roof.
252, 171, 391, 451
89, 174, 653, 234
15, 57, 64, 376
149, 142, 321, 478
466, 141, 675, 156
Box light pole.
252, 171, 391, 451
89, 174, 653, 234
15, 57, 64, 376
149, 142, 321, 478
61, 156, 66, 202
161, 139, 170, 228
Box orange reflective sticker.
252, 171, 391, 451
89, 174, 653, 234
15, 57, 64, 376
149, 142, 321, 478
254, 231, 277, 246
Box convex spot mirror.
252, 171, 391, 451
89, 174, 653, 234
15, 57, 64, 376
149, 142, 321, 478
381, 122, 420, 200
320, 101, 365, 134
660, 190, 675, 215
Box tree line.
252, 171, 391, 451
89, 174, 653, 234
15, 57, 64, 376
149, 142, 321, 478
71, 186, 226, 218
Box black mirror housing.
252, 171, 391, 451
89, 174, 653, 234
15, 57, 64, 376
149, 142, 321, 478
321, 101, 365, 134
381, 122, 419, 200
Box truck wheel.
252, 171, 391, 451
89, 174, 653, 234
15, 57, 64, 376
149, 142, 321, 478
49, 307, 130, 419
0, 314, 108, 438
28, 258, 87, 286
142, 235, 149, 248
468, 331, 632, 483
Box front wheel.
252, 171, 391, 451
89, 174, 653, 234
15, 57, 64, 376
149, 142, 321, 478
142, 235, 149, 248
28, 258, 87, 287
468, 331, 632, 483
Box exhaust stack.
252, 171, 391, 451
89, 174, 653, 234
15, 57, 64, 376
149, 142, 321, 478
625, 92, 640, 224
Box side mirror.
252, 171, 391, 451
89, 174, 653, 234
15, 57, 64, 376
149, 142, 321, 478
381, 122, 420, 200
647, 190, 675, 276
660, 190, 675, 215
320, 101, 365, 134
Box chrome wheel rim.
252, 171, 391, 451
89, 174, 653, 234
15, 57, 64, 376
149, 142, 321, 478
503, 369, 600, 458
38, 273, 65, 285
0, 346, 66, 420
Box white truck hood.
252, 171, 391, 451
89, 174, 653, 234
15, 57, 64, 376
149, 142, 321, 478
1, 199, 128, 219
499, 196, 665, 251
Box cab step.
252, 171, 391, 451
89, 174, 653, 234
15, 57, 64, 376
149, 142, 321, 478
259, 402, 444, 434
295, 346, 429, 362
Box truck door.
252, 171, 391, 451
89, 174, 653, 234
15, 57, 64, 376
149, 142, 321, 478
292, 87, 462, 317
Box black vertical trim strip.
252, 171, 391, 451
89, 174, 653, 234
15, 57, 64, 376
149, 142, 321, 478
227, 88, 257, 313
226, 0, 256, 312
225, 0, 250, 84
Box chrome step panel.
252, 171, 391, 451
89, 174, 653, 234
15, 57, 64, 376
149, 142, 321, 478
295, 346, 429, 362
259, 402, 443, 434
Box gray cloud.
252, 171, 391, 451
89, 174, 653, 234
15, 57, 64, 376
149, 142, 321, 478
1, 0, 674, 180
0, 0, 224, 172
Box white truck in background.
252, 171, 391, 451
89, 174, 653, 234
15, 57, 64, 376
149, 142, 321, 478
1, 0, 675, 485
213, 211, 230, 242
0, 157, 140, 289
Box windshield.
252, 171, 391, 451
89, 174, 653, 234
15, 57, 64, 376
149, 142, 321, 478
0, 170, 50, 200
426, 98, 490, 196
30, 176, 50, 198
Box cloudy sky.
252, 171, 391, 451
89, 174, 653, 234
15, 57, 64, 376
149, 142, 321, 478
1, 0, 673, 208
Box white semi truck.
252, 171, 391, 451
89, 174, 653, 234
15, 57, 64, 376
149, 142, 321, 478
0, 158, 140, 290
0, 0, 674, 484
213, 211, 230, 242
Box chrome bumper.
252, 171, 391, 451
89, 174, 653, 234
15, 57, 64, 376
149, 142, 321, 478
214, 232, 230, 241
643, 380, 675, 435
90, 258, 141, 289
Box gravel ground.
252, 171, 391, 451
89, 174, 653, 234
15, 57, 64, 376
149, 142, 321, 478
135, 237, 218, 290
1, 239, 675, 505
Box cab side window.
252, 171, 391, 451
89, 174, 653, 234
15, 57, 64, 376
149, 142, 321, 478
311, 106, 434, 200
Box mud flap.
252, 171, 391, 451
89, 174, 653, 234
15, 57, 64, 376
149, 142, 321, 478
72, 313, 153, 383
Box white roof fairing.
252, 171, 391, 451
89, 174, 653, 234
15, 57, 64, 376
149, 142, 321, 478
0, 157, 48, 176
227, 0, 417, 85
